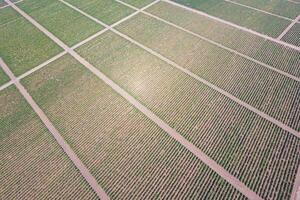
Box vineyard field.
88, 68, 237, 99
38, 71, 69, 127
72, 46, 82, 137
75, 31, 300, 199
1, 0, 299, 199
21, 54, 248, 199
116, 13, 300, 130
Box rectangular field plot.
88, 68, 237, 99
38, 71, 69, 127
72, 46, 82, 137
0, 86, 97, 199
17, 0, 103, 46
0, 7, 62, 76
116, 13, 300, 131
21, 54, 247, 200
229, 0, 300, 19
146, 1, 300, 78
171, 0, 291, 37
281, 23, 300, 47
75, 32, 300, 200
63, 0, 134, 25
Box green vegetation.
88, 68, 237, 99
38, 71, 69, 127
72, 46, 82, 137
76, 31, 300, 200
172, 0, 290, 37
146, 1, 300, 77
0, 86, 98, 199
18, 0, 104, 46
0, 7, 62, 76
1, 1, 299, 199
64, 0, 134, 25
21, 54, 247, 199
116, 13, 300, 131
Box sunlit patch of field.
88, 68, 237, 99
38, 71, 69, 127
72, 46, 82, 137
75, 31, 300, 200
21, 55, 247, 199
116, 13, 300, 131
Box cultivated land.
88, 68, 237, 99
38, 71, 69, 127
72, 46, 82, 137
0, 86, 98, 199
0, 0, 299, 200
21, 54, 247, 199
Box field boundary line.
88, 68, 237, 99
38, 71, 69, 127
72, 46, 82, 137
224, 0, 296, 22
162, 0, 300, 52
291, 165, 300, 200
7, 0, 263, 199
4, 1, 110, 199
277, 15, 300, 40
114, 0, 299, 137
0, 0, 23, 9
116, 0, 299, 82
0, 58, 109, 200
